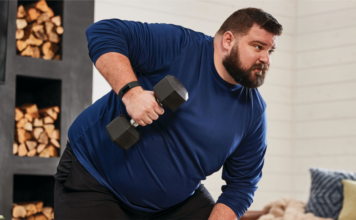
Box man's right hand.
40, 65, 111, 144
122, 86, 164, 126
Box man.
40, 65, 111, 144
54, 7, 282, 220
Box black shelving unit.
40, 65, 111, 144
0, 0, 94, 218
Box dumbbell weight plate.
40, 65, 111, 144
106, 115, 140, 150
153, 75, 189, 111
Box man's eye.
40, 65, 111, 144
255, 45, 261, 50
269, 50, 275, 55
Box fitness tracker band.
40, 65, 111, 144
118, 81, 141, 100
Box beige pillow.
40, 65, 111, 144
338, 179, 356, 220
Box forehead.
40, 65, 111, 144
240, 24, 278, 48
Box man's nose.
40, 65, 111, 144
259, 51, 270, 65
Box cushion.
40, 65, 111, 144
338, 179, 356, 220
305, 167, 356, 219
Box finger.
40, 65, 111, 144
142, 116, 153, 125
154, 103, 164, 115
137, 120, 147, 127
148, 111, 159, 121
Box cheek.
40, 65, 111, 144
240, 49, 258, 67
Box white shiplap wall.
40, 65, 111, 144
293, 1, 356, 202
91, 0, 295, 210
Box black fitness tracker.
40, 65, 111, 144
118, 81, 141, 100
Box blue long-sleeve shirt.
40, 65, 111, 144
68, 19, 267, 219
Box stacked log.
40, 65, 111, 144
16, 0, 62, 60
12, 201, 54, 220
14, 104, 60, 158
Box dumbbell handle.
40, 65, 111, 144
129, 98, 163, 128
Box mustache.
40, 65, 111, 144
251, 64, 269, 71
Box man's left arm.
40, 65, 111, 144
209, 110, 268, 220
209, 203, 238, 220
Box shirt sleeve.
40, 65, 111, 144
217, 110, 268, 219
85, 19, 190, 73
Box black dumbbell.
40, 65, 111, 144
106, 75, 188, 150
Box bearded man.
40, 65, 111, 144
54, 7, 282, 220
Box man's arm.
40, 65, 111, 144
215, 109, 267, 219
95, 52, 163, 126
209, 203, 238, 220
85, 19, 189, 125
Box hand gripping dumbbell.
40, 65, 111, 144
106, 75, 189, 150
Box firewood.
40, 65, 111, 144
51, 16, 61, 26
34, 29, 48, 41
30, 23, 47, 40
26, 8, 41, 23
16, 19, 27, 30
31, 23, 44, 32
30, 46, 41, 59
12, 204, 26, 218
47, 7, 54, 18
49, 129, 59, 140
17, 128, 32, 143
37, 13, 49, 24
15, 108, 24, 121
17, 40, 28, 52
33, 201, 43, 213
39, 147, 50, 158
54, 54, 61, 60
33, 127, 44, 139
25, 216, 35, 220
50, 139, 60, 148
43, 52, 54, 60
42, 42, 58, 60
44, 116, 54, 124
16, 30, 24, 40
38, 131, 48, 144
48, 145, 58, 157
17, 5, 27, 18
26, 141, 37, 150
37, 144, 46, 154
24, 203, 37, 217
20, 104, 39, 118
13, 143, 19, 155
25, 34, 43, 46
56, 26, 63, 35
52, 106, 60, 113
41, 41, 51, 54
44, 124, 55, 136
16, 118, 28, 128
44, 21, 54, 34
49, 44, 59, 59
34, 214, 47, 220
35, 0, 49, 12
20, 46, 32, 57
23, 122, 33, 131
40, 108, 57, 120
18, 143, 28, 157
42, 207, 52, 219
50, 212, 54, 219
24, 113, 34, 122
27, 148, 37, 157
33, 118, 43, 127
48, 31, 60, 44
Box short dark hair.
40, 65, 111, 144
217, 8, 283, 37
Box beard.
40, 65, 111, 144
222, 45, 268, 89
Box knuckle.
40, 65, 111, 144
144, 106, 150, 113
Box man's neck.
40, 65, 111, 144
213, 36, 238, 85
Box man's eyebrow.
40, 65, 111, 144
251, 41, 276, 49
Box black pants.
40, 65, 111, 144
54, 142, 215, 220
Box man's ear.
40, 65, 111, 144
222, 31, 235, 52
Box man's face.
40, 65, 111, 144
223, 24, 278, 88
